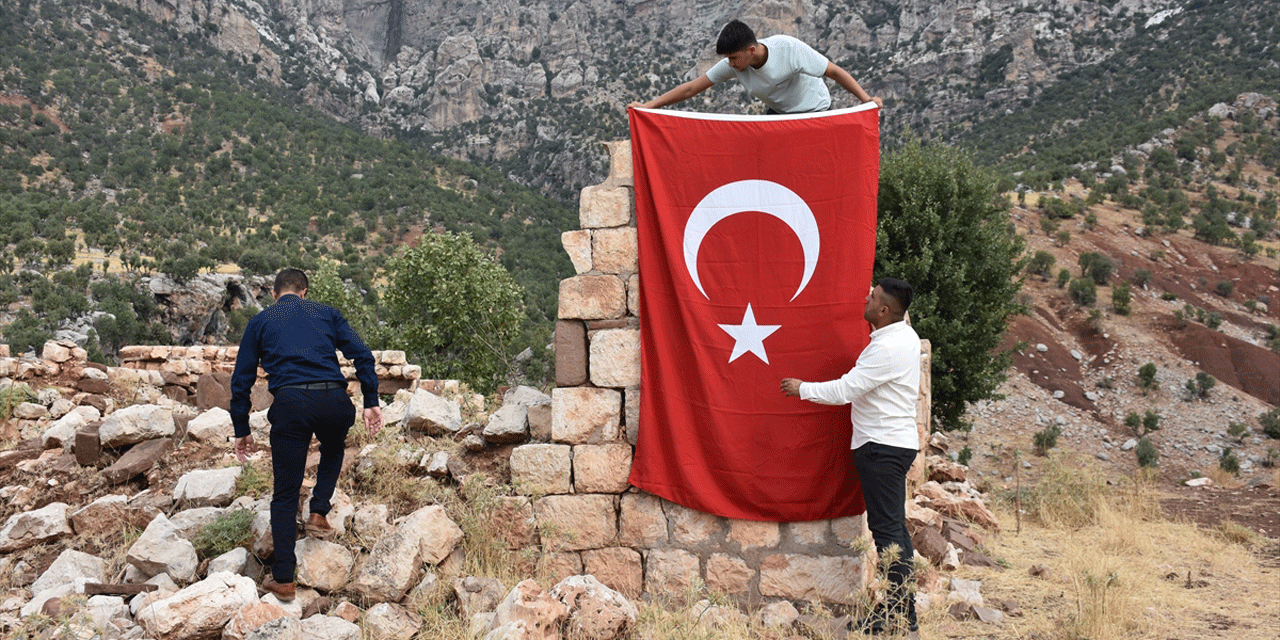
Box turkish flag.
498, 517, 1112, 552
628, 105, 879, 522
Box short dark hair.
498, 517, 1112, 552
878, 277, 913, 315
716, 19, 757, 55
274, 268, 309, 294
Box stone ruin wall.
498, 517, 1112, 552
508, 140, 934, 606
0, 141, 933, 607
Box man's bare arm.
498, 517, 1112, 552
628, 75, 715, 110
823, 62, 882, 108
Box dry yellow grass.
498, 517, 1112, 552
925, 460, 1279, 640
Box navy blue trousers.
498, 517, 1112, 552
854, 441, 919, 629
267, 387, 355, 583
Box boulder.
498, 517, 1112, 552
402, 389, 462, 435
136, 572, 259, 639
186, 407, 233, 442
99, 405, 175, 448
102, 437, 174, 484
125, 514, 198, 582
32, 549, 106, 596
454, 576, 506, 620
69, 494, 129, 536
551, 574, 637, 640
0, 502, 71, 552
173, 466, 242, 508
363, 602, 423, 639
482, 403, 529, 443
221, 601, 291, 640
489, 579, 569, 640
296, 538, 355, 593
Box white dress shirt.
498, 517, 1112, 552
799, 320, 921, 450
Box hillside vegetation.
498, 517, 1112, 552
0, 0, 573, 374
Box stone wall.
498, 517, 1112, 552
114, 345, 423, 395
507, 141, 934, 605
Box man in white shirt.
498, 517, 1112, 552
781, 277, 920, 636
628, 19, 882, 114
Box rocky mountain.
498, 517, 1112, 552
103, 0, 1275, 201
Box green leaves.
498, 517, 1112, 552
877, 141, 1027, 431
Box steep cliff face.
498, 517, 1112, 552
111, 0, 1181, 198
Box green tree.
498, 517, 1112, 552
1027, 250, 1056, 279
1078, 251, 1113, 285
1259, 408, 1280, 439
307, 261, 384, 350
1112, 282, 1131, 315
1135, 436, 1158, 468
1068, 277, 1097, 306
1137, 362, 1158, 393
383, 232, 525, 393
875, 141, 1026, 430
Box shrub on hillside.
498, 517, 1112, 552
1185, 372, 1215, 401
1135, 436, 1159, 468
875, 140, 1027, 431
1259, 408, 1280, 439
1057, 268, 1071, 288
1069, 278, 1097, 306
1033, 425, 1061, 456
1078, 252, 1113, 285
1112, 282, 1131, 315
1218, 447, 1240, 475
1027, 250, 1056, 278
1137, 362, 1158, 393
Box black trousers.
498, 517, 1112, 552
267, 386, 355, 582
854, 441, 919, 629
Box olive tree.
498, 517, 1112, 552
876, 141, 1027, 430
383, 232, 525, 393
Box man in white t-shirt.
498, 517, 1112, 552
628, 19, 881, 114
780, 277, 920, 637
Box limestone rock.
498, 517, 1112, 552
70, 494, 129, 537
135, 572, 258, 639
510, 444, 572, 495
173, 466, 242, 508
759, 554, 868, 604
533, 495, 618, 551
222, 601, 292, 640
483, 403, 529, 444
296, 538, 356, 593
99, 404, 176, 448
126, 513, 199, 582
402, 389, 462, 435
490, 579, 568, 640
32, 549, 106, 596
0, 501, 71, 552
589, 329, 640, 388
301, 615, 361, 639
551, 574, 637, 640
101, 437, 175, 484
454, 576, 506, 620
551, 387, 621, 444
363, 602, 423, 639
186, 407, 233, 442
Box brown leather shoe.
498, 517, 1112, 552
304, 512, 334, 539
261, 576, 295, 601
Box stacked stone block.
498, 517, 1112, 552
115, 345, 422, 391
511, 140, 934, 607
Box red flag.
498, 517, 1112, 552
628, 105, 879, 522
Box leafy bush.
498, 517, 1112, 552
875, 141, 1027, 431
1137, 362, 1158, 392
1226, 421, 1249, 443
1057, 268, 1071, 288
1214, 280, 1235, 297
1112, 282, 1131, 315
1160, 291, 1178, 301
1142, 410, 1160, 435
1069, 277, 1097, 306
1124, 412, 1142, 433
1218, 447, 1240, 475
1033, 425, 1061, 456
1027, 250, 1056, 278
1259, 408, 1280, 439
1133, 268, 1152, 287
1078, 252, 1113, 285
1135, 436, 1159, 468
957, 445, 973, 466
1185, 372, 1215, 401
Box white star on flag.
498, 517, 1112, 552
718, 304, 782, 364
